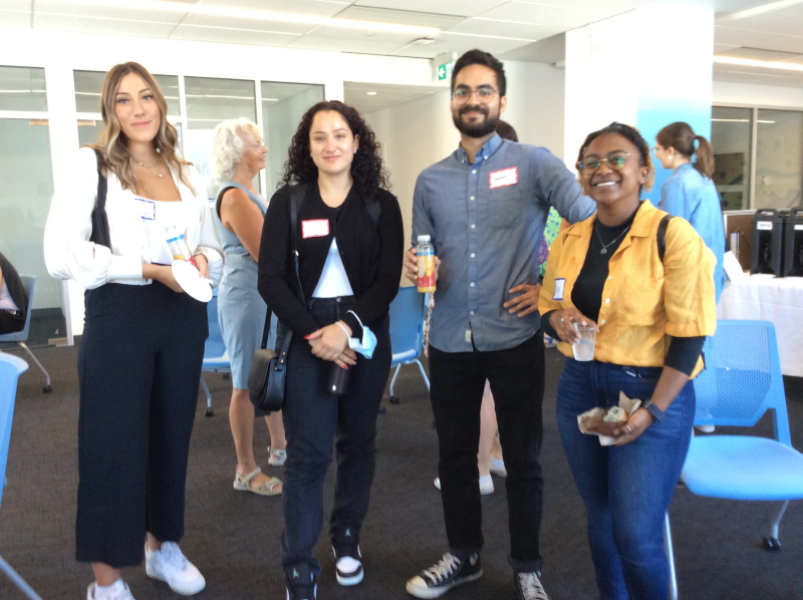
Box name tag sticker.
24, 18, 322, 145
302, 219, 330, 239
134, 198, 156, 221
553, 278, 566, 301
489, 167, 518, 189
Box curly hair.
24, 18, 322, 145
576, 122, 655, 193
280, 100, 389, 201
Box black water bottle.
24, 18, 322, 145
327, 363, 350, 396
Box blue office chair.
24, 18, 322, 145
200, 288, 230, 417
0, 353, 43, 599
387, 286, 430, 405
0, 276, 51, 394
665, 320, 803, 599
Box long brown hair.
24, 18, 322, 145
656, 121, 715, 180
89, 62, 194, 194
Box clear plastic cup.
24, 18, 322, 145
572, 323, 596, 361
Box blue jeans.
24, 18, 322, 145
280, 296, 391, 578
556, 359, 694, 600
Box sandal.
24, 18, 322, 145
233, 467, 282, 496
268, 447, 287, 467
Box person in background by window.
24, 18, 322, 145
44, 62, 222, 600
212, 118, 285, 498
259, 101, 403, 600
539, 122, 716, 600
654, 122, 726, 303
0, 252, 27, 334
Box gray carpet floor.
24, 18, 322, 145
1, 344, 802, 599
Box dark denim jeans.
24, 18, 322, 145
429, 333, 545, 573
280, 297, 391, 578
556, 358, 694, 600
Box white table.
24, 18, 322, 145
718, 274, 803, 377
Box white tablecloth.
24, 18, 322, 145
718, 274, 803, 377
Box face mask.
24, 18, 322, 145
348, 325, 377, 359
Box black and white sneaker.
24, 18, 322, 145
515, 570, 549, 600
405, 552, 482, 598
333, 545, 364, 586
285, 564, 317, 600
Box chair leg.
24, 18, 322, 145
0, 554, 43, 600
199, 376, 214, 417
763, 500, 789, 551
413, 359, 430, 391
388, 364, 402, 398
18, 343, 51, 393
664, 512, 678, 600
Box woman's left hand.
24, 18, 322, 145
194, 254, 210, 279
611, 408, 655, 446
307, 322, 355, 364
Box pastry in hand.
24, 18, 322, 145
603, 406, 629, 423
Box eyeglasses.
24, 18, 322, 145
246, 142, 266, 150
452, 86, 498, 105
577, 151, 631, 173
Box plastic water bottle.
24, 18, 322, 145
166, 226, 197, 268
416, 235, 436, 293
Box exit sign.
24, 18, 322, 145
437, 61, 455, 81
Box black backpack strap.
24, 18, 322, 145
90, 149, 111, 249
657, 214, 673, 263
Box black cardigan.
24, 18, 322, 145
0, 252, 28, 318
258, 183, 404, 339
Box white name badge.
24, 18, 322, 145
489, 167, 518, 189
553, 278, 566, 301
135, 198, 156, 220
302, 219, 330, 239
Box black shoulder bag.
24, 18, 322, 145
247, 184, 308, 412
90, 149, 112, 249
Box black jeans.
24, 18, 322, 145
76, 282, 207, 567
281, 296, 391, 578
429, 333, 545, 573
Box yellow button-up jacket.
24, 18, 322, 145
538, 201, 716, 377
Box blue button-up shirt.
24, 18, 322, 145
412, 134, 596, 352
658, 163, 726, 302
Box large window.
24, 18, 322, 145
74, 70, 180, 116
712, 105, 803, 210
0, 66, 47, 111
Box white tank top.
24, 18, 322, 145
313, 239, 354, 298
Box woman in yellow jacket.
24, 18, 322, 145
538, 122, 716, 600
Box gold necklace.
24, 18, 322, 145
133, 156, 163, 178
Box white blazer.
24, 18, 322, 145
45, 147, 223, 290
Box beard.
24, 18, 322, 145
452, 104, 500, 138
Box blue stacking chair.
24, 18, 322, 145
0, 353, 43, 599
665, 320, 803, 599
199, 288, 230, 417
387, 286, 430, 405
0, 276, 51, 394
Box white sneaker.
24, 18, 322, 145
88, 579, 135, 600
145, 542, 206, 595
434, 476, 494, 495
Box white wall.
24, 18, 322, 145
713, 80, 803, 109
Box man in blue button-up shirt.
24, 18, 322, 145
403, 50, 595, 600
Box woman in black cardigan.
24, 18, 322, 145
258, 100, 403, 600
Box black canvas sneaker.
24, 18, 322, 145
405, 552, 482, 598
515, 570, 549, 600
333, 545, 364, 586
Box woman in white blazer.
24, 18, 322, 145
44, 62, 222, 600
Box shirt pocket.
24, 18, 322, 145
488, 187, 521, 230
619, 274, 665, 325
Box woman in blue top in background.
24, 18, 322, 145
654, 122, 726, 302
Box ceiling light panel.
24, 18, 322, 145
336, 6, 464, 29
354, 0, 507, 19
170, 24, 299, 47
35, 0, 189, 23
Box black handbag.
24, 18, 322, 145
90, 149, 111, 249
247, 184, 308, 412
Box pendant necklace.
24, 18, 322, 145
594, 222, 630, 255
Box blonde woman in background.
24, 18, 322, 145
44, 62, 221, 600
212, 118, 286, 497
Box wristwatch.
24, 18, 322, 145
642, 400, 666, 423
